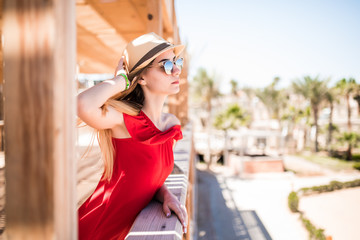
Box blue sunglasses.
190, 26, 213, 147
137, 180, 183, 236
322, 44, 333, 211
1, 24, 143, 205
158, 58, 184, 75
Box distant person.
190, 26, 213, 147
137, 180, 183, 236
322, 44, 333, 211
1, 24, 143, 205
77, 32, 187, 240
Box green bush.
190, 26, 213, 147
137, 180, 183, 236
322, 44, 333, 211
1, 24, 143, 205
329, 150, 346, 159
343, 179, 360, 188
288, 191, 299, 213
353, 162, 360, 171
300, 179, 360, 195
352, 153, 360, 161
301, 215, 326, 240
329, 180, 343, 190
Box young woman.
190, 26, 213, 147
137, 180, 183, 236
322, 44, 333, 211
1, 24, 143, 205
77, 33, 188, 240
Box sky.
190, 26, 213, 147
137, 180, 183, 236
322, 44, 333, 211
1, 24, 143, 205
175, 0, 360, 93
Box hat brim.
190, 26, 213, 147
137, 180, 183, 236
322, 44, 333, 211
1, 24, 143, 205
130, 44, 185, 74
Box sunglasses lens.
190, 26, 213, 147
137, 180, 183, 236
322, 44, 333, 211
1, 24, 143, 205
163, 60, 173, 75
175, 58, 183, 69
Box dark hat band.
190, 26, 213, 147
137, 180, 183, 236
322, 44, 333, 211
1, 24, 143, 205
130, 42, 172, 72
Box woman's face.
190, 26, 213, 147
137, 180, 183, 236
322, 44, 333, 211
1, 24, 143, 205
140, 49, 182, 95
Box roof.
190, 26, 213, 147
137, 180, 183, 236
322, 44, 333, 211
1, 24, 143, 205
76, 0, 181, 73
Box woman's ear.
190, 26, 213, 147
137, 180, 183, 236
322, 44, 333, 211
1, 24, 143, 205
137, 77, 146, 86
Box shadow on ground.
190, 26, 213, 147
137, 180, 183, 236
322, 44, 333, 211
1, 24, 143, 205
197, 169, 272, 240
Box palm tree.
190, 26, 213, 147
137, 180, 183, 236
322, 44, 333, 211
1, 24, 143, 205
281, 105, 306, 152
230, 79, 238, 96
325, 86, 339, 151
301, 106, 312, 150
353, 82, 360, 114
292, 76, 329, 152
337, 132, 360, 160
214, 103, 249, 165
192, 68, 221, 166
255, 77, 287, 154
336, 78, 358, 131
192, 68, 221, 118
255, 77, 287, 121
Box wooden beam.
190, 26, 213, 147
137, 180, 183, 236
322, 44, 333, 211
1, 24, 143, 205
0, 0, 3, 123
147, 0, 163, 35
3, 0, 77, 239
171, 3, 180, 45
76, 4, 127, 53
77, 24, 119, 73
161, 0, 173, 35
53, 1, 77, 239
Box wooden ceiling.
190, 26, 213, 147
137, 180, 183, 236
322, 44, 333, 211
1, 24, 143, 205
76, 0, 181, 73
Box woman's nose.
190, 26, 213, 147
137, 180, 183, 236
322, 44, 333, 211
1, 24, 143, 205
172, 64, 181, 75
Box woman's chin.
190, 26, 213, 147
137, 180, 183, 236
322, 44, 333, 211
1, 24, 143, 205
170, 86, 180, 95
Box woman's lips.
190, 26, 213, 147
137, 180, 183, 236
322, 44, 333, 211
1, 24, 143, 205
171, 80, 179, 84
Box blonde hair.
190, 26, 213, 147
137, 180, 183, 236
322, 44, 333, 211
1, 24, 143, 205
80, 65, 151, 181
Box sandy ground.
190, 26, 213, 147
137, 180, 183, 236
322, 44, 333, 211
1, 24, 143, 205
300, 187, 360, 240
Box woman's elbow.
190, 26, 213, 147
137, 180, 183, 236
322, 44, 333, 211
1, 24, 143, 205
77, 94, 90, 118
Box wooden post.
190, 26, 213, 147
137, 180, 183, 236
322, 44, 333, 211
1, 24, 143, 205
0, 0, 4, 151
167, 2, 188, 124
3, 0, 77, 239
147, 0, 163, 35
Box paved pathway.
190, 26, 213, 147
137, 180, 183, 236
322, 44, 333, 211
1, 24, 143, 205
197, 168, 272, 240
196, 154, 360, 240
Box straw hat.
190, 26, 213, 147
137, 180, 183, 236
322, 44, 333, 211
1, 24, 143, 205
123, 32, 184, 74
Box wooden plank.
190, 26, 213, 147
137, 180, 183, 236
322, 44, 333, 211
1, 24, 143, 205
184, 128, 196, 239
0, 0, 3, 124
88, 0, 146, 34
76, 4, 127, 51
126, 202, 182, 240
3, 0, 77, 239
76, 3, 127, 73
53, 1, 77, 239
0, 153, 5, 236
77, 24, 120, 73
161, 0, 173, 35
147, 0, 163, 35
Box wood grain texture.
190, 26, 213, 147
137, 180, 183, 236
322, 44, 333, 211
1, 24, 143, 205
76, 0, 180, 73
53, 0, 77, 239
147, 0, 163, 36
3, 0, 76, 239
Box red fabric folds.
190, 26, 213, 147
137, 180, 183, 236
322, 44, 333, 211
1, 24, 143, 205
78, 110, 182, 240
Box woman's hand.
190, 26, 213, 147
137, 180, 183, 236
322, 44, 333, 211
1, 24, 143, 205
114, 56, 126, 77
155, 185, 188, 234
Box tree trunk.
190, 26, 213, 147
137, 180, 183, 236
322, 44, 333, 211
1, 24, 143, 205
206, 123, 211, 169
303, 126, 307, 150
346, 143, 352, 160
223, 130, 229, 166
288, 118, 296, 153
206, 100, 212, 169
327, 102, 334, 152
313, 107, 319, 152
354, 95, 360, 114
347, 95, 352, 131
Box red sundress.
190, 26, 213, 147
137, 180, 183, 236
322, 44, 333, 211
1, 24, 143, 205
78, 110, 183, 240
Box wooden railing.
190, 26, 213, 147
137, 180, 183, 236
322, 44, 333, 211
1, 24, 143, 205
126, 124, 196, 240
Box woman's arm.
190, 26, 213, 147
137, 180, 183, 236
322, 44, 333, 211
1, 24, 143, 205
155, 185, 188, 233
77, 58, 127, 130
